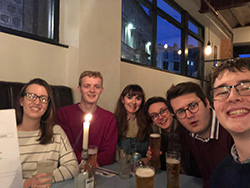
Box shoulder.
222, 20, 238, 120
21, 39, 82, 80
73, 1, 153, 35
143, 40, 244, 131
96, 106, 115, 117
53, 125, 68, 137
57, 103, 79, 113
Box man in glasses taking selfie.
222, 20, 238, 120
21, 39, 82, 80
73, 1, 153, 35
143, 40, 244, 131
166, 82, 233, 188
210, 58, 250, 188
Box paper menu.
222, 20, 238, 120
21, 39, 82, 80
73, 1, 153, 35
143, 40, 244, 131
0, 109, 23, 188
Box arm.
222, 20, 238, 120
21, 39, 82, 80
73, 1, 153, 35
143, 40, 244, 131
53, 128, 78, 182
97, 116, 118, 166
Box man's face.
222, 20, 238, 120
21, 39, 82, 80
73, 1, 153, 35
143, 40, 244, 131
213, 69, 250, 135
170, 93, 211, 137
78, 76, 103, 105
148, 102, 173, 130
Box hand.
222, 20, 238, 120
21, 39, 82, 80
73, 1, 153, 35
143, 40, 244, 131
146, 146, 152, 160
146, 146, 162, 161
23, 173, 52, 188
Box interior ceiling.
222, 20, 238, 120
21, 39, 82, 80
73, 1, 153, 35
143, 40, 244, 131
200, 0, 250, 29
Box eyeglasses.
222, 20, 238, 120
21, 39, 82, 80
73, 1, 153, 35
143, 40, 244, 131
150, 108, 169, 121
24, 93, 50, 104
211, 82, 250, 101
175, 101, 201, 119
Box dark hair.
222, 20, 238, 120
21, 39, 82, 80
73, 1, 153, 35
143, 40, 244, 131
114, 84, 150, 141
166, 82, 207, 113
211, 58, 250, 87
15, 78, 56, 144
144, 96, 168, 123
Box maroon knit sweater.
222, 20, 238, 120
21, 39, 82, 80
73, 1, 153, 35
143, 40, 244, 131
180, 125, 234, 188
56, 103, 118, 166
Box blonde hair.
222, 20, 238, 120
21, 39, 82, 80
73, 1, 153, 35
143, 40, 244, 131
78, 71, 103, 86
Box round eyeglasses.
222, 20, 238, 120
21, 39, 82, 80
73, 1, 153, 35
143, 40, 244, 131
175, 101, 201, 119
150, 108, 169, 121
211, 82, 250, 101
24, 93, 50, 104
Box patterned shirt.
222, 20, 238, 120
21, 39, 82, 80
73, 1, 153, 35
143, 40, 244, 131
18, 125, 78, 182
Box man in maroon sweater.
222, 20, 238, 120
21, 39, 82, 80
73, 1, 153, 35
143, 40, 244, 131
56, 71, 118, 166
166, 82, 233, 188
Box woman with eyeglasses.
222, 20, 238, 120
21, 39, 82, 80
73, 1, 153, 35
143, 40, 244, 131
15, 78, 78, 188
144, 97, 181, 170
114, 84, 151, 158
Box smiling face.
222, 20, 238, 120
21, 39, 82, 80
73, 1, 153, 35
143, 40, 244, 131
213, 69, 250, 135
170, 93, 211, 138
148, 102, 173, 131
122, 94, 142, 117
20, 84, 48, 121
78, 76, 104, 105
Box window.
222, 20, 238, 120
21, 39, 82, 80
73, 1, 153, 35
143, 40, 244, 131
188, 35, 202, 78
0, 0, 59, 44
121, 0, 204, 79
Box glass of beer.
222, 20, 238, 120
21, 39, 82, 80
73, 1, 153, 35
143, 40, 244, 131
136, 166, 155, 188
88, 145, 98, 168
37, 161, 54, 184
166, 151, 181, 188
150, 133, 161, 170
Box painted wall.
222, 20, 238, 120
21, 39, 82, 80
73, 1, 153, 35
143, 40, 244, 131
0, 0, 218, 113
233, 26, 250, 44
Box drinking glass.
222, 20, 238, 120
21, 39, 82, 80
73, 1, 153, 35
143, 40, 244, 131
37, 161, 54, 184
135, 166, 155, 188
88, 145, 98, 168
150, 133, 161, 170
166, 151, 181, 188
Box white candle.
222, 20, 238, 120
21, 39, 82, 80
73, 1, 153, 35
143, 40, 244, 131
83, 113, 92, 150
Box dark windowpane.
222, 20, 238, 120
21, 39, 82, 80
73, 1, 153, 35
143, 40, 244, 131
157, 0, 181, 23
156, 15, 181, 73
121, 0, 152, 65
0, 0, 56, 40
188, 21, 199, 35
188, 35, 201, 78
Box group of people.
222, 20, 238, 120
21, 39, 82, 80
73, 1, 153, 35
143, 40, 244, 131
15, 58, 250, 188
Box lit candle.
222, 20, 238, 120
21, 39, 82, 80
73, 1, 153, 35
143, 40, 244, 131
83, 113, 92, 150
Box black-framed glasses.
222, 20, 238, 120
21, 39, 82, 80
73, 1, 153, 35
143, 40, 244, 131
150, 108, 169, 121
211, 82, 250, 101
24, 93, 50, 104
175, 101, 201, 119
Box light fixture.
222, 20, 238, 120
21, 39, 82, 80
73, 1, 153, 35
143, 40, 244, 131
205, 41, 212, 55
164, 43, 168, 49
205, 0, 212, 56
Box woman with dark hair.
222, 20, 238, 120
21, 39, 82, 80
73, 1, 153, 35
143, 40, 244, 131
114, 84, 151, 157
16, 78, 78, 188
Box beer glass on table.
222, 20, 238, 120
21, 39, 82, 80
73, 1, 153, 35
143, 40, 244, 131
88, 145, 98, 168
37, 161, 54, 185
136, 166, 155, 188
150, 133, 161, 170
166, 151, 181, 188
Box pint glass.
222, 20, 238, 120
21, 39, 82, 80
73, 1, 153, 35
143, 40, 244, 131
150, 133, 161, 170
136, 166, 155, 188
88, 145, 98, 168
166, 151, 181, 188
37, 161, 54, 184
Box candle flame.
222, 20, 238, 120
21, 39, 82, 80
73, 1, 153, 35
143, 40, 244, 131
85, 113, 92, 122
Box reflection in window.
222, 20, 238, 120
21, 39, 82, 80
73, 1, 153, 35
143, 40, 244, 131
157, 0, 181, 23
188, 35, 201, 78
156, 15, 181, 73
121, 0, 152, 65
0, 0, 57, 40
